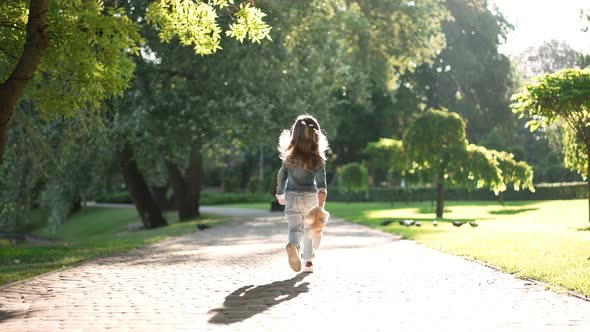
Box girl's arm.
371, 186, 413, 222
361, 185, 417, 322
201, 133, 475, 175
318, 190, 327, 208
316, 165, 327, 208
276, 164, 288, 205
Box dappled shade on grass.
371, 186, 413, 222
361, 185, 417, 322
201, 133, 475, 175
416, 206, 452, 214
0, 208, 225, 286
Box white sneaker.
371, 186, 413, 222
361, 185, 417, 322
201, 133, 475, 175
286, 243, 301, 272
302, 261, 314, 273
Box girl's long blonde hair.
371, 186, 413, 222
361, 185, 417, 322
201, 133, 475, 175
278, 115, 329, 171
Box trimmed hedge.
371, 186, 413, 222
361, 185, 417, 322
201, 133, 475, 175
95, 192, 132, 204
200, 192, 273, 205
328, 182, 588, 202
95, 182, 588, 204
95, 191, 273, 205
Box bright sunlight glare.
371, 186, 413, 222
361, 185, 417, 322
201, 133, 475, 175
489, 0, 590, 55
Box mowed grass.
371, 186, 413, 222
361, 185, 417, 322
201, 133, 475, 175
228, 200, 590, 297
0, 207, 225, 286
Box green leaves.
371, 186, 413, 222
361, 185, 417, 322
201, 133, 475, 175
511, 69, 590, 121
0, 0, 143, 116
0, 1, 30, 81
403, 109, 468, 173
146, 0, 271, 55
226, 3, 272, 43
464, 144, 503, 193
563, 127, 588, 179
388, 109, 535, 193
511, 68, 590, 179
363, 138, 407, 175
337, 162, 369, 193
147, 0, 223, 55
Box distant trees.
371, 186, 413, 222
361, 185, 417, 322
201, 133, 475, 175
513, 40, 580, 81
326, 0, 451, 165
405, 0, 516, 142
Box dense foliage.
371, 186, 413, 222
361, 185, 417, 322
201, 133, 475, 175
367, 109, 534, 218
336, 163, 369, 195
512, 68, 590, 222
0, 0, 585, 231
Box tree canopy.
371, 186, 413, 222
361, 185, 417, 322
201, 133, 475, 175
0, 0, 554, 232
0, 0, 273, 160
512, 68, 590, 222
369, 109, 535, 218
405, 0, 515, 142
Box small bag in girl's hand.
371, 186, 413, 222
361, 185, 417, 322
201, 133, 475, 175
305, 206, 330, 250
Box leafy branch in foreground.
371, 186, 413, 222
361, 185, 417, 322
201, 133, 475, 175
146, 0, 271, 55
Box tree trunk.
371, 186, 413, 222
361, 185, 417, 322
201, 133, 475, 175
186, 149, 202, 219
15, 158, 34, 232
219, 168, 226, 192
0, 0, 50, 161
166, 148, 202, 221
151, 185, 173, 211
71, 198, 82, 213
118, 143, 167, 229
436, 182, 444, 219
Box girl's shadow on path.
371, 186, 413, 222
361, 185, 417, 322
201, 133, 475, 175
209, 273, 310, 325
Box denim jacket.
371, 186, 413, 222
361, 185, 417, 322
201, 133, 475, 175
276, 163, 327, 195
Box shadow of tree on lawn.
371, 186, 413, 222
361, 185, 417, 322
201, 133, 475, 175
208, 273, 310, 325
489, 208, 539, 215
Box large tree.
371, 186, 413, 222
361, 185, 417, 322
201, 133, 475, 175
331, 0, 516, 167
323, 0, 451, 164
0, 1, 141, 161
512, 68, 590, 223
122, 0, 451, 212
404, 110, 469, 218
0, 0, 273, 231
510, 40, 587, 183
409, 0, 515, 142
402, 109, 533, 218
0, 0, 271, 161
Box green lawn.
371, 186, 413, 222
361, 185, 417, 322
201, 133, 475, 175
0, 207, 225, 286
228, 200, 590, 297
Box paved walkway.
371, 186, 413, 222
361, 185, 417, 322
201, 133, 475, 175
1, 207, 589, 331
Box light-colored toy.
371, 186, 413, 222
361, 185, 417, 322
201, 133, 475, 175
305, 206, 330, 250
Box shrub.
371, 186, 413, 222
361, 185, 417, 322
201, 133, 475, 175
94, 191, 132, 204
337, 163, 369, 192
